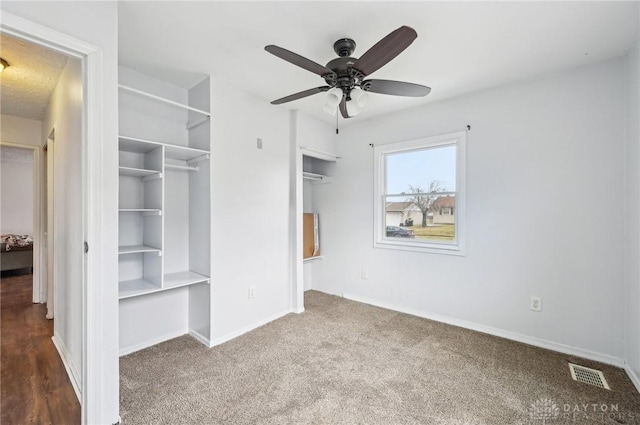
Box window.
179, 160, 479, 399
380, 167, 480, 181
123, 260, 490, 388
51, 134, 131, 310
373, 131, 466, 254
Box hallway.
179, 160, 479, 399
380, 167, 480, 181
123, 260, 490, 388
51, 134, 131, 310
0, 272, 80, 424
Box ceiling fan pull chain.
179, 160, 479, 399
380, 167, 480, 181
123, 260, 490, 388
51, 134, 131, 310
336, 111, 339, 134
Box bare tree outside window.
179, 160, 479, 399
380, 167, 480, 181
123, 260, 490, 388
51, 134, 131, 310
405, 181, 442, 227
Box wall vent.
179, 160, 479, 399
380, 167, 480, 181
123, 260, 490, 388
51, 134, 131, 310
569, 363, 610, 390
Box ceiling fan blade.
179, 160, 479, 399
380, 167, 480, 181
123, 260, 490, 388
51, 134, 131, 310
363, 79, 431, 97
339, 97, 350, 119
265, 45, 336, 79
271, 86, 331, 105
352, 26, 418, 77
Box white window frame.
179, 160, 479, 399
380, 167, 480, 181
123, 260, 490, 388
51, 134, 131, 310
373, 131, 466, 255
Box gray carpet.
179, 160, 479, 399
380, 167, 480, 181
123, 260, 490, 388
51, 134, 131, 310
120, 291, 640, 424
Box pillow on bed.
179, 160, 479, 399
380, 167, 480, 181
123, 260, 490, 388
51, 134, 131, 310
0, 234, 34, 251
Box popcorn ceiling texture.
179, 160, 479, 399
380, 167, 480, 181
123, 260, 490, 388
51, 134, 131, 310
120, 291, 640, 424
0, 33, 68, 120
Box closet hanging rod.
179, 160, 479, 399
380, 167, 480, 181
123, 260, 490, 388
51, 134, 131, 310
165, 163, 199, 172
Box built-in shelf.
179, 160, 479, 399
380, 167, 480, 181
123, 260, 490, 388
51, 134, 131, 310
118, 245, 162, 255
118, 84, 211, 117
164, 271, 210, 289
119, 271, 209, 300
119, 278, 161, 299
118, 208, 162, 216
119, 136, 210, 163
300, 146, 340, 162
303, 256, 324, 263
119, 166, 162, 179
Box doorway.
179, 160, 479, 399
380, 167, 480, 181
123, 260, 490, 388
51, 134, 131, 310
0, 31, 83, 424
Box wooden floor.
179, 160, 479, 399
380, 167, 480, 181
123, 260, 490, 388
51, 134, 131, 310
1, 271, 80, 425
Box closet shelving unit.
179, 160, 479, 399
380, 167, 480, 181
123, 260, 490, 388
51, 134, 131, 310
301, 146, 338, 184
118, 82, 211, 301
300, 146, 339, 269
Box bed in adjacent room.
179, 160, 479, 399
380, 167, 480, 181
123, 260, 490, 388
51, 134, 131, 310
1, 234, 34, 273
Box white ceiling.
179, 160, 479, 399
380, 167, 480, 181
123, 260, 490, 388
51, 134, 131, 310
120, 2, 638, 125
0, 33, 68, 121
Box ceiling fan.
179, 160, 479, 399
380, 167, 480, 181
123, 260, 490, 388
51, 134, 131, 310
265, 26, 431, 119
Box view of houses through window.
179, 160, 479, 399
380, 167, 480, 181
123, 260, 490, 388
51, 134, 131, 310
384, 144, 457, 243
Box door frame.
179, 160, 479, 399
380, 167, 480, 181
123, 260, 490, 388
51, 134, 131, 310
0, 12, 107, 425
0, 142, 41, 302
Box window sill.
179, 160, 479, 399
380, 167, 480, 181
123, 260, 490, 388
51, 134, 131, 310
374, 240, 465, 256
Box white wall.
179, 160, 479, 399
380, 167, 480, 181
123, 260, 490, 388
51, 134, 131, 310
312, 59, 626, 364
0, 115, 42, 147
0, 115, 41, 236
624, 39, 640, 382
43, 56, 84, 397
209, 77, 293, 343
0, 147, 34, 235
0, 3, 120, 423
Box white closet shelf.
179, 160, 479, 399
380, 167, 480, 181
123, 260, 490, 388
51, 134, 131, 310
119, 166, 162, 179
303, 256, 324, 263
164, 271, 210, 289
119, 278, 161, 299
118, 84, 211, 117
118, 245, 161, 255
119, 136, 210, 162
118, 271, 209, 300
300, 146, 340, 162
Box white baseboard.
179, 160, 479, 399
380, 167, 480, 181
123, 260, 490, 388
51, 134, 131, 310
51, 334, 81, 402
625, 365, 640, 393
342, 292, 624, 368
209, 308, 293, 347
293, 307, 305, 314
119, 328, 187, 356
188, 329, 210, 346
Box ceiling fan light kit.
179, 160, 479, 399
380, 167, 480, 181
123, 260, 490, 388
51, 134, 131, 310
323, 87, 343, 115
265, 25, 431, 119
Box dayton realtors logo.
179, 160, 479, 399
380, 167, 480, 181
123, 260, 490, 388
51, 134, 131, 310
528, 398, 560, 424
528, 398, 631, 423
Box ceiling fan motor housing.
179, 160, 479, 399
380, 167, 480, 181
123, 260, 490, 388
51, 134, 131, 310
333, 38, 356, 57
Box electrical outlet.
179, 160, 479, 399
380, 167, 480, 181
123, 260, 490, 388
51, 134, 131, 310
248, 286, 256, 299
361, 268, 368, 280
530, 296, 542, 312
256, 138, 263, 149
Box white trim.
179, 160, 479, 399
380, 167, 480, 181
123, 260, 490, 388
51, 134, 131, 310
188, 329, 210, 346
1, 11, 111, 425
291, 110, 304, 313
0, 142, 42, 302
52, 334, 81, 401
625, 365, 640, 393
342, 292, 625, 368
373, 131, 466, 255
209, 308, 293, 347
119, 329, 187, 356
